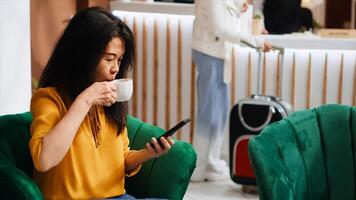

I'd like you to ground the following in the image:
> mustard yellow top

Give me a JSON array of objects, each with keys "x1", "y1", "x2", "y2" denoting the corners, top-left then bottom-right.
[{"x1": 29, "y1": 87, "x2": 140, "y2": 200}]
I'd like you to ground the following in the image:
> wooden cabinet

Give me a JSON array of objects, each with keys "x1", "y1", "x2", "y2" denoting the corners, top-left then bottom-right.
[{"x1": 325, "y1": 0, "x2": 351, "y2": 28}]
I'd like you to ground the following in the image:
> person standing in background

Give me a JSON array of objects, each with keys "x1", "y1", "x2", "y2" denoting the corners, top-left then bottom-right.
[
  {"x1": 264, "y1": 0, "x2": 302, "y2": 33},
  {"x1": 191, "y1": 0, "x2": 272, "y2": 182},
  {"x1": 252, "y1": 0, "x2": 314, "y2": 34}
]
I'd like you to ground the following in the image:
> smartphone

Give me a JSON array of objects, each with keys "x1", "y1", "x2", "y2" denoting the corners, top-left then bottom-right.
[{"x1": 150, "y1": 118, "x2": 191, "y2": 148}]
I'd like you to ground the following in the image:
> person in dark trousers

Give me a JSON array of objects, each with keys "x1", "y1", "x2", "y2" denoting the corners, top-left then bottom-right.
[
  {"x1": 253, "y1": 0, "x2": 314, "y2": 34},
  {"x1": 264, "y1": 0, "x2": 302, "y2": 34}
]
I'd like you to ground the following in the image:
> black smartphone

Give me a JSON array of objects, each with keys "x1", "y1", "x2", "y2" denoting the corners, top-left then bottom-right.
[{"x1": 150, "y1": 118, "x2": 191, "y2": 148}]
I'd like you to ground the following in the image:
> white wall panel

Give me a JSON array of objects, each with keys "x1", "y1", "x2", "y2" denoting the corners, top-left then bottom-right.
[{"x1": 0, "y1": 0, "x2": 31, "y2": 115}]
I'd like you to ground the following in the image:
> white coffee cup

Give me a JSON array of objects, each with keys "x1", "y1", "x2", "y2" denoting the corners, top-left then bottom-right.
[{"x1": 112, "y1": 78, "x2": 133, "y2": 102}]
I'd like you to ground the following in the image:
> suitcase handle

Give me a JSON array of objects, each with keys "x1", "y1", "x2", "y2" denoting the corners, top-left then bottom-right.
[{"x1": 238, "y1": 103, "x2": 276, "y2": 132}]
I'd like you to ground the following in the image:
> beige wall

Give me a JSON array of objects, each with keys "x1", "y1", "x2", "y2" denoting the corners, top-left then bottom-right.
[
  {"x1": 30, "y1": 0, "x2": 109, "y2": 84},
  {"x1": 89, "y1": 0, "x2": 109, "y2": 8}
]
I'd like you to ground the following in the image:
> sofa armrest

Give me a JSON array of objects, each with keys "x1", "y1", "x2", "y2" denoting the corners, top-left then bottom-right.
[
  {"x1": 125, "y1": 123, "x2": 196, "y2": 200},
  {"x1": 0, "y1": 165, "x2": 43, "y2": 200},
  {"x1": 145, "y1": 141, "x2": 196, "y2": 200}
]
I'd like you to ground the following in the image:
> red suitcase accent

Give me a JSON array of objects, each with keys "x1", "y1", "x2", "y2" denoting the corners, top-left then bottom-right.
[{"x1": 233, "y1": 135, "x2": 255, "y2": 178}]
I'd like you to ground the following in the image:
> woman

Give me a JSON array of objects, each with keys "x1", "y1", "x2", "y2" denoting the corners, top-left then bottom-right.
[
  {"x1": 29, "y1": 7, "x2": 174, "y2": 199},
  {"x1": 191, "y1": 0, "x2": 271, "y2": 182}
]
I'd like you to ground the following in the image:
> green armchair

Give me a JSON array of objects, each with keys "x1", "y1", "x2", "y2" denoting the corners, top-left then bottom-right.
[
  {"x1": 248, "y1": 104, "x2": 356, "y2": 200},
  {"x1": 0, "y1": 112, "x2": 196, "y2": 200}
]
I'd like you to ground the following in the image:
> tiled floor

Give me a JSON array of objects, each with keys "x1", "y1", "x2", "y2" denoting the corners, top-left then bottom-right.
[
  {"x1": 183, "y1": 180, "x2": 259, "y2": 200},
  {"x1": 182, "y1": 134, "x2": 260, "y2": 200}
]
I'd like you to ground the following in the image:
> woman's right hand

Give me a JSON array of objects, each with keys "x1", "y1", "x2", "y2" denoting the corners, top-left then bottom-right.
[
  {"x1": 241, "y1": 2, "x2": 248, "y2": 13},
  {"x1": 79, "y1": 81, "x2": 117, "y2": 107}
]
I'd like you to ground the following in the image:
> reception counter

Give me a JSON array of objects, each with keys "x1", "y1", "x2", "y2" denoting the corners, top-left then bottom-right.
[{"x1": 111, "y1": 1, "x2": 356, "y2": 143}]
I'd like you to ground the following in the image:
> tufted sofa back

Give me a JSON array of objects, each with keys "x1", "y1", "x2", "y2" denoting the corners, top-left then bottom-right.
[{"x1": 249, "y1": 104, "x2": 356, "y2": 200}]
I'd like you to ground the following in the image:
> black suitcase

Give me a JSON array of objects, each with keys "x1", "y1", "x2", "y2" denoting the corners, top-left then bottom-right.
[{"x1": 229, "y1": 94, "x2": 293, "y2": 185}]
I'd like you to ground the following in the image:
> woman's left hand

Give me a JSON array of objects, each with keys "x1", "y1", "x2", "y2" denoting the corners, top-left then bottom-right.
[
  {"x1": 146, "y1": 136, "x2": 175, "y2": 158},
  {"x1": 262, "y1": 41, "x2": 273, "y2": 52}
]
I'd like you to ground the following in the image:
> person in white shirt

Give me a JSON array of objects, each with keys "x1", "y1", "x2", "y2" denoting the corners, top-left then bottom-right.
[{"x1": 191, "y1": 0, "x2": 271, "y2": 182}]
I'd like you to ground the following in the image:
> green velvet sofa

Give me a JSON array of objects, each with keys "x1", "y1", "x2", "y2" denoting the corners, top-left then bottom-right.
[
  {"x1": 249, "y1": 104, "x2": 356, "y2": 200},
  {"x1": 0, "y1": 112, "x2": 196, "y2": 200}
]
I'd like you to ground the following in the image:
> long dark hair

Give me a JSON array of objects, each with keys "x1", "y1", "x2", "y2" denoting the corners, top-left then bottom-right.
[{"x1": 39, "y1": 7, "x2": 134, "y2": 136}]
